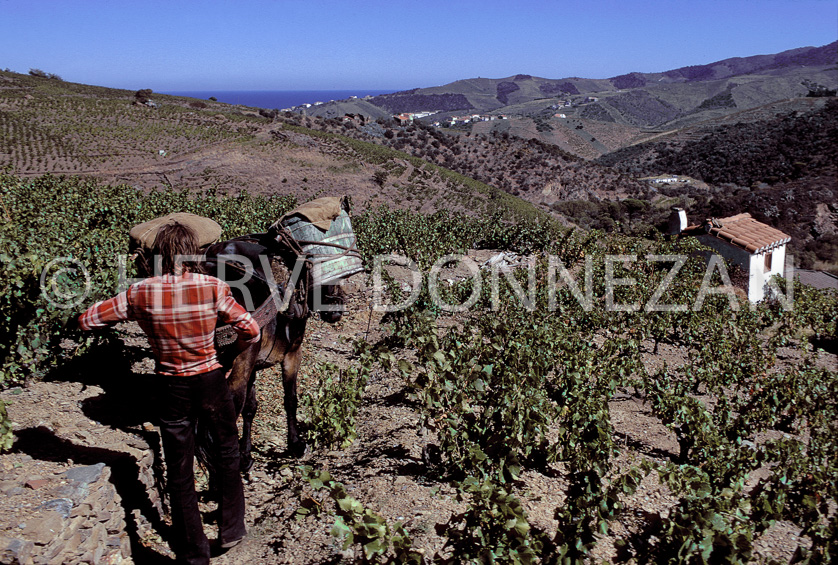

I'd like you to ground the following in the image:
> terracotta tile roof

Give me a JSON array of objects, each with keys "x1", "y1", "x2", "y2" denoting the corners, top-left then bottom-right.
[{"x1": 686, "y1": 213, "x2": 791, "y2": 254}]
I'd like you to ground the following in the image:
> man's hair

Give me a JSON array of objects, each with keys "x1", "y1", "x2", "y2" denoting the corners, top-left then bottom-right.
[{"x1": 152, "y1": 222, "x2": 200, "y2": 275}]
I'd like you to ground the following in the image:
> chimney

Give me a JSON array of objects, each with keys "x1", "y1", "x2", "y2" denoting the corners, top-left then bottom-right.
[{"x1": 668, "y1": 207, "x2": 687, "y2": 235}]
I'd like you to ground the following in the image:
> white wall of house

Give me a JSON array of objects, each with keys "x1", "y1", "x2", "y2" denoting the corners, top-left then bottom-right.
[
  {"x1": 697, "y1": 235, "x2": 787, "y2": 302},
  {"x1": 668, "y1": 208, "x2": 688, "y2": 235},
  {"x1": 761, "y1": 244, "x2": 787, "y2": 299}
]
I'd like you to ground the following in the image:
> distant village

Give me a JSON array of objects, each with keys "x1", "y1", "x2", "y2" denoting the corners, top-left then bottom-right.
[
  {"x1": 287, "y1": 94, "x2": 373, "y2": 111},
  {"x1": 285, "y1": 92, "x2": 613, "y2": 130},
  {"x1": 287, "y1": 98, "x2": 511, "y2": 128},
  {"x1": 404, "y1": 113, "x2": 508, "y2": 127}
]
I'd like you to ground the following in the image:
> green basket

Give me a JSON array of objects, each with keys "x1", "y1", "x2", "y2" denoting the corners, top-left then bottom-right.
[{"x1": 281, "y1": 210, "x2": 364, "y2": 285}]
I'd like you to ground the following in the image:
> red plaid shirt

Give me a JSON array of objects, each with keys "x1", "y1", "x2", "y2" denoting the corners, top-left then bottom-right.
[{"x1": 79, "y1": 272, "x2": 261, "y2": 377}]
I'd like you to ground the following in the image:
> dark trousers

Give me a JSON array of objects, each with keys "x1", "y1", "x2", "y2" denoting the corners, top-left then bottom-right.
[{"x1": 159, "y1": 367, "x2": 246, "y2": 565}]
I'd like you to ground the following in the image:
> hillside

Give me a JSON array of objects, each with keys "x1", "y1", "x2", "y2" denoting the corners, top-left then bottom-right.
[
  {"x1": 4, "y1": 69, "x2": 835, "y2": 269},
  {"x1": 0, "y1": 69, "x2": 658, "y2": 222},
  {"x1": 1, "y1": 173, "x2": 836, "y2": 564},
  {"x1": 301, "y1": 116, "x2": 648, "y2": 205},
  {"x1": 300, "y1": 42, "x2": 837, "y2": 159},
  {"x1": 284, "y1": 97, "x2": 838, "y2": 269},
  {"x1": 598, "y1": 98, "x2": 838, "y2": 271},
  {"x1": 1, "y1": 64, "x2": 837, "y2": 565},
  {"x1": 0, "y1": 70, "x2": 545, "y2": 223}
]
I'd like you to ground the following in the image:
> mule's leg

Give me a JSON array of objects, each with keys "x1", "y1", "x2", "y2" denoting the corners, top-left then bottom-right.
[
  {"x1": 282, "y1": 319, "x2": 307, "y2": 457},
  {"x1": 238, "y1": 369, "x2": 258, "y2": 474},
  {"x1": 282, "y1": 347, "x2": 305, "y2": 456},
  {"x1": 222, "y1": 344, "x2": 259, "y2": 475}
]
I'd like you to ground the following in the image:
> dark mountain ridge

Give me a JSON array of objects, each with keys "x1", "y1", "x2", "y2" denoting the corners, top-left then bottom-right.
[
  {"x1": 301, "y1": 42, "x2": 837, "y2": 136},
  {"x1": 656, "y1": 41, "x2": 837, "y2": 82},
  {"x1": 389, "y1": 41, "x2": 837, "y2": 105}
]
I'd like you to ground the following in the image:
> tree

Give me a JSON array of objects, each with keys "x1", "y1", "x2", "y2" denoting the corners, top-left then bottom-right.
[
  {"x1": 135, "y1": 89, "x2": 153, "y2": 104},
  {"x1": 29, "y1": 68, "x2": 61, "y2": 80}
]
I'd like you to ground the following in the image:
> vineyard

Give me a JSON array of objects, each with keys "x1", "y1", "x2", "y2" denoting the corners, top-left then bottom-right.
[
  {"x1": 0, "y1": 70, "x2": 551, "y2": 226},
  {"x1": 0, "y1": 77, "x2": 258, "y2": 176},
  {"x1": 346, "y1": 210, "x2": 837, "y2": 563},
  {"x1": 1, "y1": 173, "x2": 836, "y2": 563}
]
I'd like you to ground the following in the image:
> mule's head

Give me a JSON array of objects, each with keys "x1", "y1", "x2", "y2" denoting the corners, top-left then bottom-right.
[{"x1": 310, "y1": 284, "x2": 346, "y2": 324}]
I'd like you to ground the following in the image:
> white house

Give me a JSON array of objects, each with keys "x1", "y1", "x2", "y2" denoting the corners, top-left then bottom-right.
[
  {"x1": 670, "y1": 208, "x2": 791, "y2": 302},
  {"x1": 641, "y1": 175, "x2": 680, "y2": 184}
]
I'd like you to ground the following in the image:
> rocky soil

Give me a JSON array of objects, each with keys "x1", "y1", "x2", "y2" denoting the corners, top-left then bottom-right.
[{"x1": 1, "y1": 255, "x2": 835, "y2": 564}]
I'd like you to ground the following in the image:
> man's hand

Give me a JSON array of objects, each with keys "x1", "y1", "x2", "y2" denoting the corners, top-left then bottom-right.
[{"x1": 64, "y1": 314, "x2": 81, "y2": 331}]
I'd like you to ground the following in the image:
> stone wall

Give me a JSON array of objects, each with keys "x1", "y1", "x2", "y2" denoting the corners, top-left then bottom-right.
[
  {"x1": 0, "y1": 382, "x2": 168, "y2": 565},
  {"x1": 1, "y1": 463, "x2": 130, "y2": 564}
]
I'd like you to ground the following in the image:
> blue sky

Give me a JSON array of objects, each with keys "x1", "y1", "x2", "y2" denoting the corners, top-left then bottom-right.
[{"x1": 1, "y1": 0, "x2": 835, "y2": 91}]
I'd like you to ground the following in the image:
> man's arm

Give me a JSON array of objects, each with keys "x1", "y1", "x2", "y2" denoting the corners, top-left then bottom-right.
[{"x1": 78, "y1": 290, "x2": 132, "y2": 331}]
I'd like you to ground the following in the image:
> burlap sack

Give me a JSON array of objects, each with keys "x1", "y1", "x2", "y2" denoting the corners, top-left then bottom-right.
[
  {"x1": 280, "y1": 196, "x2": 344, "y2": 231},
  {"x1": 129, "y1": 212, "x2": 222, "y2": 251}
]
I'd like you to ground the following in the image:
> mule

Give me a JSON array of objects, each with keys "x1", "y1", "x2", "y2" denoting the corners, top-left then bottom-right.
[{"x1": 197, "y1": 235, "x2": 346, "y2": 474}]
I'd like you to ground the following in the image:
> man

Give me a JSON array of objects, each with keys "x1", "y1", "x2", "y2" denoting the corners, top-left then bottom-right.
[{"x1": 76, "y1": 222, "x2": 260, "y2": 565}]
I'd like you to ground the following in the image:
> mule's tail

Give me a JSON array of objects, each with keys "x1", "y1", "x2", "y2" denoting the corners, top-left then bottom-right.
[{"x1": 194, "y1": 416, "x2": 219, "y2": 494}]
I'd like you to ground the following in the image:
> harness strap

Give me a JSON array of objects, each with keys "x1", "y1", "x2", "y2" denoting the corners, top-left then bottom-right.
[
  {"x1": 292, "y1": 239, "x2": 362, "y2": 260},
  {"x1": 215, "y1": 284, "x2": 282, "y2": 347},
  {"x1": 212, "y1": 234, "x2": 312, "y2": 348}
]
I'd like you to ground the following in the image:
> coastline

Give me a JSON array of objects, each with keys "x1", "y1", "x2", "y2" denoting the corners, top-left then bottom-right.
[{"x1": 161, "y1": 89, "x2": 395, "y2": 110}]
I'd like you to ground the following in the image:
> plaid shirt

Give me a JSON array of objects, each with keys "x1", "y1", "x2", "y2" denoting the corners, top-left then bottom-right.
[{"x1": 79, "y1": 272, "x2": 261, "y2": 377}]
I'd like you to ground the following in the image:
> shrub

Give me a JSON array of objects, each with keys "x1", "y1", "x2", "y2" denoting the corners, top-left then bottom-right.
[
  {"x1": 28, "y1": 68, "x2": 62, "y2": 80},
  {"x1": 135, "y1": 89, "x2": 153, "y2": 104},
  {"x1": 0, "y1": 399, "x2": 12, "y2": 452},
  {"x1": 372, "y1": 170, "x2": 388, "y2": 187}
]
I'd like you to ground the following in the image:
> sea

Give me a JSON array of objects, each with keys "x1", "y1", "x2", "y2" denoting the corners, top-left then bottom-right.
[{"x1": 161, "y1": 90, "x2": 396, "y2": 110}]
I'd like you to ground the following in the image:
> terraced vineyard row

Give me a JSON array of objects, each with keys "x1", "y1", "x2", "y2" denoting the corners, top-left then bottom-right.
[
  {"x1": 0, "y1": 71, "x2": 260, "y2": 174},
  {"x1": 1, "y1": 172, "x2": 835, "y2": 563},
  {"x1": 342, "y1": 211, "x2": 837, "y2": 563}
]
